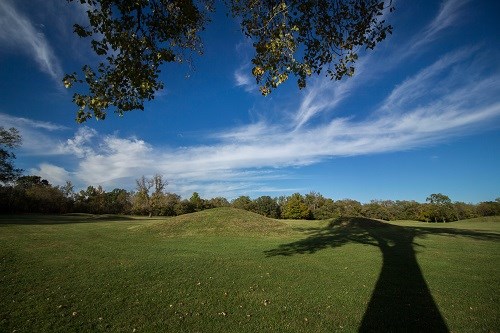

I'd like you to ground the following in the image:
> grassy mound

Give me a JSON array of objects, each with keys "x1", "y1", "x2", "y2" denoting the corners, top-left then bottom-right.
[{"x1": 147, "y1": 207, "x2": 290, "y2": 237}]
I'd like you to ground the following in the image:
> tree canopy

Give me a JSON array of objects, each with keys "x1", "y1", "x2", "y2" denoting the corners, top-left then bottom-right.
[
  {"x1": 0, "y1": 127, "x2": 22, "y2": 184},
  {"x1": 64, "y1": 0, "x2": 394, "y2": 122}
]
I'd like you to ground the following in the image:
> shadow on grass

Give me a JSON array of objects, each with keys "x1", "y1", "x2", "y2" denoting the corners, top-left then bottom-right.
[
  {"x1": 265, "y1": 217, "x2": 500, "y2": 332},
  {"x1": 0, "y1": 214, "x2": 136, "y2": 225}
]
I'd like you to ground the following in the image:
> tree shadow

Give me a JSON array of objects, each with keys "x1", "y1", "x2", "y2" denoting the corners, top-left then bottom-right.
[{"x1": 265, "y1": 217, "x2": 500, "y2": 332}]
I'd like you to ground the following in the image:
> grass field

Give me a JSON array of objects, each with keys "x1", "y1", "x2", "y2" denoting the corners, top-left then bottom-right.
[{"x1": 1, "y1": 208, "x2": 499, "y2": 332}]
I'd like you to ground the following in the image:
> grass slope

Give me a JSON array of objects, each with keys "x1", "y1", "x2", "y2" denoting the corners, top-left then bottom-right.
[
  {"x1": 146, "y1": 207, "x2": 290, "y2": 237},
  {"x1": 0, "y1": 213, "x2": 498, "y2": 332}
]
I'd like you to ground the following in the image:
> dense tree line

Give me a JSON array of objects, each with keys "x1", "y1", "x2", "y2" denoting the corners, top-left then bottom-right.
[
  {"x1": 1, "y1": 128, "x2": 498, "y2": 220},
  {"x1": 1, "y1": 175, "x2": 498, "y2": 222}
]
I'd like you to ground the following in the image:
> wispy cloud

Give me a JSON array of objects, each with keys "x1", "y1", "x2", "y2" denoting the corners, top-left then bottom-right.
[
  {"x1": 7, "y1": 0, "x2": 499, "y2": 199},
  {"x1": 422, "y1": 0, "x2": 470, "y2": 41},
  {"x1": 49, "y1": 45, "x2": 498, "y2": 193},
  {"x1": 0, "y1": 113, "x2": 68, "y2": 131},
  {"x1": 0, "y1": 113, "x2": 68, "y2": 156},
  {"x1": 233, "y1": 39, "x2": 259, "y2": 93},
  {"x1": 234, "y1": 64, "x2": 257, "y2": 93},
  {"x1": 292, "y1": 59, "x2": 368, "y2": 129},
  {"x1": 292, "y1": 0, "x2": 473, "y2": 129},
  {"x1": 0, "y1": 0, "x2": 63, "y2": 84},
  {"x1": 403, "y1": 0, "x2": 471, "y2": 59}
]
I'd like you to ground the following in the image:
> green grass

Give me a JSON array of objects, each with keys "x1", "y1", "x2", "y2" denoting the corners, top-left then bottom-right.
[{"x1": 0, "y1": 208, "x2": 499, "y2": 332}]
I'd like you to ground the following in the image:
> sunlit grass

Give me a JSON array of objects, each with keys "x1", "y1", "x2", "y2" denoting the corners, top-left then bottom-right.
[{"x1": 0, "y1": 209, "x2": 498, "y2": 332}]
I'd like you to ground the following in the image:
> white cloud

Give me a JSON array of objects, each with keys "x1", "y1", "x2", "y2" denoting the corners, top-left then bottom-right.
[
  {"x1": 234, "y1": 64, "x2": 257, "y2": 93},
  {"x1": 0, "y1": 113, "x2": 68, "y2": 131},
  {"x1": 5, "y1": 0, "x2": 498, "y2": 199},
  {"x1": 292, "y1": 59, "x2": 367, "y2": 129},
  {"x1": 402, "y1": 0, "x2": 471, "y2": 59},
  {"x1": 15, "y1": 44, "x2": 499, "y2": 197},
  {"x1": 55, "y1": 129, "x2": 154, "y2": 187},
  {"x1": 0, "y1": 113, "x2": 68, "y2": 156},
  {"x1": 0, "y1": 0, "x2": 63, "y2": 84},
  {"x1": 234, "y1": 68, "x2": 252, "y2": 87},
  {"x1": 58, "y1": 127, "x2": 97, "y2": 158},
  {"x1": 29, "y1": 163, "x2": 71, "y2": 186},
  {"x1": 424, "y1": 0, "x2": 470, "y2": 40},
  {"x1": 293, "y1": 0, "x2": 474, "y2": 129}
]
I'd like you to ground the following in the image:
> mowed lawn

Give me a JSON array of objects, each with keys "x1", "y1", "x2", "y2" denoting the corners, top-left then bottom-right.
[{"x1": 0, "y1": 209, "x2": 499, "y2": 332}]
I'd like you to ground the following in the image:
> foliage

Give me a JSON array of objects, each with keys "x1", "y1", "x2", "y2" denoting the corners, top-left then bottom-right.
[
  {"x1": 252, "y1": 195, "x2": 281, "y2": 218},
  {"x1": 231, "y1": 0, "x2": 394, "y2": 95},
  {"x1": 189, "y1": 192, "x2": 205, "y2": 211},
  {"x1": 425, "y1": 193, "x2": 453, "y2": 222},
  {"x1": 156, "y1": 192, "x2": 181, "y2": 216},
  {"x1": 334, "y1": 198, "x2": 363, "y2": 217},
  {"x1": 0, "y1": 176, "x2": 72, "y2": 214},
  {"x1": 131, "y1": 174, "x2": 167, "y2": 216},
  {"x1": 304, "y1": 191, "x2": 326, "y2": 216},
  {"x1": 476, "y1": 201, "x2": 500, "y2": 217},
  {"x1": 0, "y1": 127, "x2": 22, "y2": 183},
  {"x1": 281, "y1": 193, "x2": 311, "y2": 219},
  {"x1": 362, "y1": 200, "x2": 394, "y2": 220},
  {"x1": 1, "y1": 172, "x2": 498, "y2": 222},
  {"x1": 206, "y1": 196, "x2": 230, "y2": 208},
  {"x1": 64, "y1": 0, "x2": 213, "y2": 122},
  {"x1": 64, "y1": 0, "x2": 393, "y2": 122},
  {"x1": 231, "y1": 195, "x2": 255, "y2": 211},
  {"x1": 312, "y1": 198, "x2": 337, "y2": 220}
]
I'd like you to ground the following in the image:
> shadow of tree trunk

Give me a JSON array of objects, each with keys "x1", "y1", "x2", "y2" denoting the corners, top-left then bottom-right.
[
  {"x1": 358, "y1": 225, "x2": 448, "y2": 332},
  {"x1": 265, "y1": 217, "x2": 500, "y2": 332}
]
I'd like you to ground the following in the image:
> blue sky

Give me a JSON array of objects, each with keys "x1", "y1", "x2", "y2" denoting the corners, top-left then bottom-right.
[{"x1": 0, "y1": 0, "x2": 499, "y2": 203}]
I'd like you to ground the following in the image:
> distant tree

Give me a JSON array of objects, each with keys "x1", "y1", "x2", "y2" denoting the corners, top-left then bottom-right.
[
  {"x1": 426, "y1": 193, "x2": 451, "y2": 206},
  {"x1": 150, "y1": 174, "x2": 168, "y2": 215},
  {"x1": 206, "y1": 196, "x2": 230, "y2": 209},
  {"x1": 134, "y1": 176, "x2": 154, "y2": 214},
  {"x1": 132, "y1": 174, "x2": 166, "y2": 216},
  {"x1": 175, "y1": 199, "x2": 196, "y2": 215},
  {"x1": 161, "y1": 193, "x2": 182, "y2": 216},
  {"x1": 11, "y1": 176, "x2": 68, "y2": 213},
  {"x1": 0, "y1": 185, "x2": 17, "y2": 213},
  {"x1": 426, "y1": 193, "x2": 453, "y2": 222},
  {"x1": 0, "y1": 127, "x2": 22, "y2": 183},
  {"x1": 75, "y1": 185, "x2": 107, "y2": 214},
  {"x1": 58, "y1": 181, "x2": 75, "y2": 199},
  {"x1": 64, "y1": 0, "x2": 394, "y2": 122},
  {"x1": 106, "y1": 188, "x2": 132, "y2": 214},
  {"x1": 15, "y1": 175, "x2": 50, "y2": 189},
  {"x1": 54, "y1": 181, "x2": 76, "y2": 211},
  {"x1": 232, "y1": 195, "x2": 255, "y2": 211},
  {"x1": 476, "y1": 201, "x2": 500, "y2": 217},
  {"x1": 392, "y1": 200, "x2": 422, "y2": 221},
  {"x1": 335, "y1": 199, "x2": 363, "y2": 217},
  {"x1": 363, "y1": 200, "x2": 394, "y2": 220},
  {"x1": 281, "y1": 193, "x2": 311, "y2": 220},
  {"x1": 452, "y1": 201, "x2": 477, "y2": 221},
  {"x1": 275, "y1": 195, "x2": 287, "y2": 213},
  {"x1": 304, "y1": 191, "x2": 328, "y2": 218},
  {"x1": 189, "y1": 192, "x2": 205, "y2": 211},
  {"x1": 252, "y1": 196, "x2": 280, "y2": 218},
  {"x1": 313, "y1": 198, "x2": 337, "y2": 220}
]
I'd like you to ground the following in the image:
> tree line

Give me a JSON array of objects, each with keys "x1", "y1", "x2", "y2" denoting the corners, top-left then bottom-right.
[
  {"x1": 0, "y1": 174, "x2": 498, "y2": 222},
  {"x1": 1, "y1": 127, "x2": 498, "y2": 221}
]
